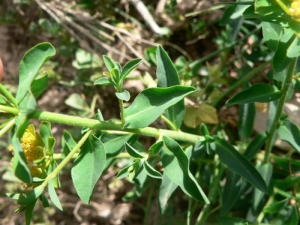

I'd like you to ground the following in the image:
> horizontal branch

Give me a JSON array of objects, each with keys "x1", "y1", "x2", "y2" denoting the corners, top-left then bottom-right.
[{"x1": 31, "y1": 110, "x2": 204, "y2": 143}]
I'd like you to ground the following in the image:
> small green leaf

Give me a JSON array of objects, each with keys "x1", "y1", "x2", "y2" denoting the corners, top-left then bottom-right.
[
  {"x1": 226, "y1": 83, "x2": 282, "y2": 106},
  {"x1": 156, "y1": 45, "x2": 184, "y2": 129},
  {"x1": 221, "y1": 170, "x2": 243, "y2": 215},
  {"x1": 278, "y1": 119, "x2": 300, "y2": 153},
  {"x1": 253, "y1": 163, "x2": 273, "y2": 210},
  {"x1": 273, "y1": 176, "x2": 300, "y2": 190},
  {"x1": 262, "y1": 21, "x2": 282, "y2": 52},
  {"x1": 238, "y1": 83, "x2": 256, "y2": 143},
  {"x1": 117, "y1": 164, "x2": 132, "y2": 179},
  {"x1": 121, "y1": 58, "x2": 142, "y2": 79},
  {"x1": 103, "y1": 55, "x2": 115, "y2": 72},
  {"x1": 16, "y1": 92, "x2": 37, "y2": 137},
  {"x1": 212, "y1": 138, "x2": 268, "y2": 193},
  {"x1": 71, "y1": 135, "x2": 106, "y2": 204},
  {"x1": 263, "y1": 199, "x2": 288, "y2": 214},
  {"x1": 31, "y1": 73, "x2": 48, "y2": 98},
  {"x1": 125, "y1": 143, "x2": 144, "y2": 158},
  {"x1": 25, "y1": 199, "x2": 38, "y2": 225},
  {"x1": 124, "y1": 86, "x2": 195, "y2": 128},
  {"x1": 94, "y1": 77, "x2": 113, "y2": 86},
  {"x1": 16, "y1": 42, "x2": 55, "y2": 102},
  {"x1": 62, "y1": 130, "x2": 77, "y2": 157},
  {"x1": 287, "y1": 34, "x2": 300, "y2": 58},
  {"x1": 149, "y1": 141, "x2": 164, "y2": 155},
  {"x1": 244, "y1": 133, "x2": 267, "y2": 160},
  {"x1": 65, "y1": 93, "x2": 90, "y2": 111},
  {"x1": 12, "y1": 134, "x2": 32, "y2": 183},
  {"x1": 273, "y1": 28, "x2": 295, "y2": 72},
  {"x1": 39, "y1": 122, "x2": 52, "y2": 150},
  {"x1": 18, "y1": 185, "x2": 44, "y2": 205},
  {"x1": 103, "y1": 134, "x2": 138, "y2": 157},
  {"x1": 48, "y1": 179, "x2": 62, "y2": 210},
  {"x1": 116, "y1": 90, "x2": 130, "y2": 101},
  {"x1": 159, "y1": 173, "x2": 178, "y2": 214},
  {"x1": 143, "y1": 160, "x2": 162, "y2": 179},
  {"x1": 284, "y1": 206, "x2": 299, "y2": 225},
  {"x1": 110, "y1": 67, "x2": 121, "y2": 84},
  {"x1": 128, "y1": 160, "x2": 142, "y2": 181},
  {"x1": 39, "y1": 194, "x2": 50, "y2": 208},
  {"x1": 161, "y1": 136, "x2": 209, "y2": 203}
]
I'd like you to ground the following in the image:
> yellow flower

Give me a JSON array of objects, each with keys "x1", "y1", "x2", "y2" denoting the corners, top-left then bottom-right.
[
  {"x1": 290, "y1": 0, "x2": 300, "y2": 21},
  {"x1": 20, "y1": 124, "x2": 45, "y2": 163}
]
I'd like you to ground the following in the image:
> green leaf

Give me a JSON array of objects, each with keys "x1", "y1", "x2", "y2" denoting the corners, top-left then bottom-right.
[
  {"x1": 156, "y1": 45, "x2": 184, "y2": 129},
  {"x1": 161, "y1": 136, "x2": 209, "y2": 203},
  {"x1": 262, "y1": 21, "x2": 282, "y2": 52},
  {"x1": 226, "y1": 83, "x2": 282, "y2": 106},
  {"x1": 115, "y1": 90, "x2": 130, "y2": 101},
  {"x1": 273, "y1": 176, "x2": 300, "y2": 190},
  {"x1": 124, "y1": 86, "x2": 195, "y2": 128},
  {"x1": 31, "y1": 73, "x2": 48, "y2": 98},
  {"x1": 62, "y1": 130, "x2": 77, "y2": 157},
  {"x1": 12, "y1": 134, "x2": 32, "y2": 183},
  {"x1": 143, "y1": 160, "x2": 162, "y2": 179},
  {"x1": 71, "y1": 135, "x2": 106, "y2": 204},
  {"x1": 159, "y1": 173, "x2": 178, "y2": 214},
  {"x1": 238, "y1": 84, "x2": 256, "y2": 143},
  {"x1": 273, "y1": 28, "x2": 296, "y2": 72},
  {"x1": 65, "y1": 93, "x2": 90, "y2": 111},
  {"x1": 121, "y1": 58, "x2": 142, "y2": 79},
  {"x1": 25, "y1": 199, "x2": 37, "y2": 225},
  {"x1": 16, "y1": 91, "x2": 37, "y2": 137},
  {"x1": 94, "y1": 77, "x2": 113, "y2": 86},
  {"x1": 287, "y1": 34, "x2": 300, "y2": 58},
  {"x1": 278, "y1": 119, "x2": 300, "y2": 153},
  {"x1": 212, "y1": 138, "x2": 268, "y2": 193},
  {"x1": 253, "y1": 163, "x2": 273, "y2": 210},
  {"x1": 117, "y1": 164, "x2": 132, "y2": 179},
  {"x1": 39, "y1": 194, "x2": 50, "y2": 208},
  {"x1": 103, "y1": 134, "x2": 138, "y2": 157},
  {"x1": 39, "y1": 122, "x2": 52, "y2": 150},
  {"x1": 221, "y1": 170, "x2": 243, "y2": 215},
  {"x1": 284, "y1": 206, "x2": 299, "y2": 225},
  {"x1": 125, "y1": 143, "x2": 144, "y2": 158},
  {"x1": 16, "y1": 42, "x2": 55, "y2": 102},
  {"x1": 103, "y1": 55, "x2": 115, "y2": 72},
  {"x1": 110, "y1": 67, "x2": 121, "y2": 84},
  {"x1": 149, "y1": 141, "x2": 164, "y2": 155},
  {"x1": 48, "y1": 178, "x2": 62, "y2": 210},
  {"x1": 244, "y1": 133, "x2": 267, "y2": 160},
  {"x1": 263, "y1": 199, "x2": 288, "y2": 214},
  {"x1": 18, "y1": 185, "x2": 44, "y2": 205}
]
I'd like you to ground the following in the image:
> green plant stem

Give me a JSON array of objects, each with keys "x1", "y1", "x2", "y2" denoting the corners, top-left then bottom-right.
[
  {"x1": 41, "y1": 130, "x2": 93, "y2": 189},
  {"x1": 0, "y1": 105, "x2": 19, "y2": 115},
  {"x1": 0, "y1": 84, "x2": 18, "y2": 107},
  {"x1": 118, "y1": 99, "x2": 125, "y2": 125},
  {"x1": 0, "y1": 118, "x2": 16, "y2": 138},
  {"x1": 161, "y1": 114, "x2": 178, "y2": 131},
  {"x1": 195, "y1": 158, "x2": 225, "y2": 225},
  {"x1": 31, "y1": 110, "x2": 204, "y2": 143},
  {"x1": 263, "y1": 58, "x2": 297, "y2": 164},
  {"x1": 144, "y1": 185, "x2": 154, "y2": 225},
  {"x1": 212, "y1": 60, "x2": 271, "y2": 107}
]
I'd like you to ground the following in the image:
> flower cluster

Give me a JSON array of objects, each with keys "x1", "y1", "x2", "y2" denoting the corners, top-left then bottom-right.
[
  {"x1": 10, "y1": 125, "x2": 46, "y2": 182},
  {"x1": 290, "y1": 0, "x2": 300, "y2": 20}
]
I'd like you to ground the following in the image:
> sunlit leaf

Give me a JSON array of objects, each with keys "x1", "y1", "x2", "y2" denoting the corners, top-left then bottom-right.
[
  {"x1": 71, "y1": 135, "x2": 106, "y2": 204},
  {"x1": 124, "y1": 86, "x2": 195, "y2": 128}
]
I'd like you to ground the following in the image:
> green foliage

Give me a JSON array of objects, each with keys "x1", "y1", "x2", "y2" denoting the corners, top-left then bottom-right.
[{"x1": 0, "y1": 1, "x2": 300, "y2": 223}]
